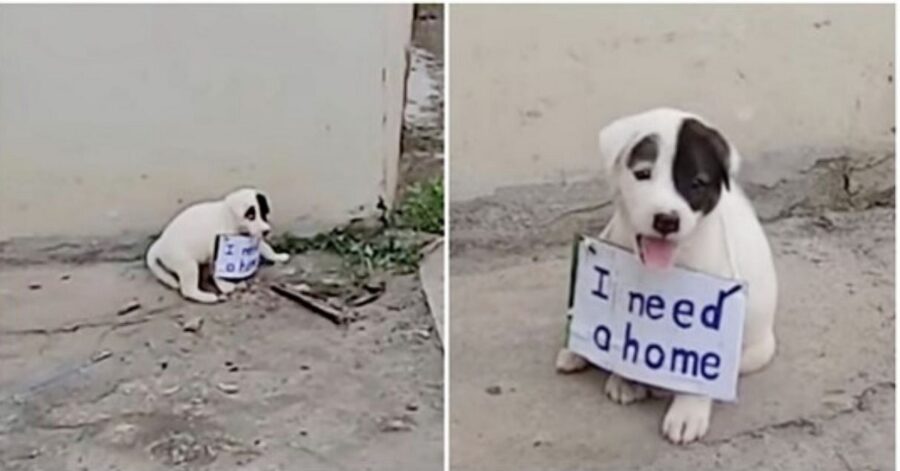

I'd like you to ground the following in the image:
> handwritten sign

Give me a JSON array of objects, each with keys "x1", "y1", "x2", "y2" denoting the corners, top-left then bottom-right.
[
  {"x1": 214, "y1": 235, "x2": 260, "y2": 280},
  {"x1": 566, "y1": 235, "x2": 746, "y2": 401}
]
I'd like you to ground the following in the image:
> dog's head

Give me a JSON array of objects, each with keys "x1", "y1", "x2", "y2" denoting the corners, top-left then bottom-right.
[
  {"x1": 599, "y1": 108, "x2": 738, "y2": 270},
  {"x1": 223, "y1": 188, "x2": 272, "y2": 239}
]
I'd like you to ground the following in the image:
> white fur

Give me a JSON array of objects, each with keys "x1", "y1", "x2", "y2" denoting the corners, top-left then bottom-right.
[
  {"x1": 146, "y1": 188, "x2": 290, "y2": 303},
  {"x1": 556, "y1": 108, "x2": 778, "y2": 444}
]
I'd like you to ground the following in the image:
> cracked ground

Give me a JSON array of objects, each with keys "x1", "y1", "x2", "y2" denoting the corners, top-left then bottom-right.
[
  {"x1": 449, "y1": 155, "x2": 894, "y2": 470},
  {"x1": 0, "y1": 254, "x2": 443, "y2": 471}
]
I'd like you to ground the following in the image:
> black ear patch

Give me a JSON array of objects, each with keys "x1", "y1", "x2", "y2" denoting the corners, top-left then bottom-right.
[
  {"x1": 673, "y1": 118, "x2": 731, "y2": 214},
  {"x1": 626, "y1": 135, "x2": 659, "y2": 169},
  {"x1": 256, "y1": 192, "x2": 270, "y2": 222}
]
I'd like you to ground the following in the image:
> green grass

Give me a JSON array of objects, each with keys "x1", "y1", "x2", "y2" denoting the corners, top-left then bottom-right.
[
  {"x1": 394, "y1": 178, "x2": 444, "y2": 234},
  {"x1": 271, "y1": 177, "x2": 443, "y2": 279}
]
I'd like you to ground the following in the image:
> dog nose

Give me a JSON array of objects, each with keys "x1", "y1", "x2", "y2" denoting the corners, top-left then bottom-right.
[{"x1": 652, "y1": 213, "x2": 680, "y2": 236}]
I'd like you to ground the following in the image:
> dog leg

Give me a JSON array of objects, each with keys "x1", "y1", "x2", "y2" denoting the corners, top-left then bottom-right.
[
  {"x1": 213, "y1": 277, "x2": 238, "y2": 295},
  {"x1": 739, "y1": 333, "x2": 776, "y2": 374},
  {"x1": 173, "y1": 261, "x2": 221, "y2": 304},
  {"x1": 555, "y1": 348, "x2": 589, "y2": 373},
  {"x1": 662, "y1": 394, "x2": 713, "y2": 444},
  {"x1": 146, "y1": 244, "x2": 179, "y2": 289},
  {"x1": 259, "y1": 241, "x2": 290, "y2": 263},
  {"x1": 605, "y1": 373, "x2": 649, "y2": 404}
]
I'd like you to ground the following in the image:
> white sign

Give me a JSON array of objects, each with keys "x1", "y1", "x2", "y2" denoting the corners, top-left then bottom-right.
[
  {"x1": 566, "y1": 236, "x2": 747, "y2": 401},
  {"x1": 214, "y1": 235, "x2": 261, "y2": 280}
]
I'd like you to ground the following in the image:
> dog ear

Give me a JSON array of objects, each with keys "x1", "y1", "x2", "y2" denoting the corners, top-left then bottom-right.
[
  {"x1": 255, "y1": 192, "x2": 270, "y2": 222},
  {"x1": 681, "y1": 118, "x2": 740, "y2": 180},
  {"x1": 598, "y1": 115, "x2": 652, "y2": 177}
]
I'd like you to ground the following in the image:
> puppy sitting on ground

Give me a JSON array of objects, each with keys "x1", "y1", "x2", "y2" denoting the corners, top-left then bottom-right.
[
  {"x1": 556, "y1": 108, "x2": 778, "y2": 444},
  {"x1": 146, "y1": 188, "x2": 290, "y2": 303}
]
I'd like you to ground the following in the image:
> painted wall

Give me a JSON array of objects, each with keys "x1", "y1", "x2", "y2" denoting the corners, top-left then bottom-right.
[
  {"x1": 0, "y1": 4, "x2": 412, "y2": 239},
  {"x1": 450, "y1": 4, "x2": 894, "y2": 200}
]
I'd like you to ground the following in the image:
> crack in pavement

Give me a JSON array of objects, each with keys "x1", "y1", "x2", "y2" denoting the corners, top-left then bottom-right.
[
  {"x1": 0, "y1": 304, "x2": 178, "y2": 337},
  {"x1": 701, "y1": 381, "x2": 894, "y2": 447}
]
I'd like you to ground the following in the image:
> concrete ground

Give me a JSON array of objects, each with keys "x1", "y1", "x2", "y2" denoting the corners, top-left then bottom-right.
[
  {"x1": 0, "y1": 252, "x2": 443, "y2": 471},
  {"x1": 449, "y1": 154, "x2": 894, "y2": 470}
]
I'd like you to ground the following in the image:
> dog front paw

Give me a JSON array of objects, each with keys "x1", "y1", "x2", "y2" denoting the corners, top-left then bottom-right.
[
  {"x1": 604, "y1": 373, "x2": 648, "y2": 405},
  {"x1": 187, "y1": 290, "x2": 223, "y2": 304},
  {"x1": 272, "y1": 252, "x2": 290, "y2": 263},
  {"x1": 662, "y1": 394, "x2": 712, "y2": 444},
  {"x1": 555, "y1": 348, "x2": 589, "y2": 373}
]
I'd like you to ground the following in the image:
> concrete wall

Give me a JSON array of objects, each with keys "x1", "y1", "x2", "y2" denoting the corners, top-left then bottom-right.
[
  {"x1": 450, "y1": 4, "x2": 894, "y2": 200},
  {"x1": 0, "y1": 4, "x2": 412, "y2": 239}
]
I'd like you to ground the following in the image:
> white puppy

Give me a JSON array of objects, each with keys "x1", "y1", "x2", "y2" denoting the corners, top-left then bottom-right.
[
  {"x1": 556, "y1": 108, "x2": 778, "y2": 444},
  {"x1": 146, "y1": 188, "x2": 290, "y2": 303}
]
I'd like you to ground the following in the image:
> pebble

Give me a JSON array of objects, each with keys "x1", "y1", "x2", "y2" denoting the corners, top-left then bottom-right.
[
  {"x1": 217, "y1": 382, "x2": 239, "y2": 395},
  {"x1": 182, "y1": 317, "x2": 204, "y2": 333},
  {"x1": 117, "y1": 300, "x2": 141, "y2": 315},
  {"x1": 485, "y1": 385, "x2": 502, "y2": 396},
  {"x1": 28, "y1": 283, "x2": 42, "y2": 290}
]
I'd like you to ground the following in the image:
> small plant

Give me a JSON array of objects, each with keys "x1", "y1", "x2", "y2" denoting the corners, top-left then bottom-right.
[
  {"x1": 395, "y1": 177, "x2": 444, "y2": 234},
  {"x1": 271, "y1": 177, "x2": 443, "y2": 280}
]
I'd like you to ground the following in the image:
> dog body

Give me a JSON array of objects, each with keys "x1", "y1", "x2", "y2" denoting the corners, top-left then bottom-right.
[
  {"x1": 556, "y1": 108, "x2": 777, "y2": 444},
  {"x1": 146, "y1": 188, "x2": 290, "y2": 303}
]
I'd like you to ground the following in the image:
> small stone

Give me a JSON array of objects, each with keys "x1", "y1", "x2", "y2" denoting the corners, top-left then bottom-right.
[
  {"x1": 60, "y1": 274, "x2": 71, "y2": 281},
  {"x1": 182, "y1": 317, "x2": 204, "y2": 333},
  {"x1": 217, "y1": 382, "x2": 239, "y2": 394},
  {"x1": 405, "y1": 403, "x2": 419, "y2": 412},
  {"x1": 380, "y1": 417, "x2": 415, "y2": 432},
  {"x1": 161, "y1": 385, "x2": 181, "y2": 396},
  {"x1": 28, "y1": 283, "x2": 42, "y2": 290},
  {"x1": 91, "y1": 350, "x2": 113, "y2": 363},
  {"x1": 117, "y1": 300, "x2": 141, "y2": 316},
  {"x1": 485, "y1": 385, "x2": 502, "y2": 396},
  {"x1": 415, "y1": 329, "x2": 431, "y2": 340}
]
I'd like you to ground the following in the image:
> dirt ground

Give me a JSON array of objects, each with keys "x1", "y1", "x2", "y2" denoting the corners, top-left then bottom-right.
[
  {"x1": 0, "y1": 250, "x2": 442, "y2": 471},
  {"x1": 449, "y1": 154, "x2": 894, "y2": 470}
]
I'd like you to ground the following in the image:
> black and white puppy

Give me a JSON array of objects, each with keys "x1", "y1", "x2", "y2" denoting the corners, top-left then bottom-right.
[
  {"x1": 146, "y1": 188, "x2": 290, "y2": 303},
  {"x1": 556, "y1": 108, "x2": 778, "y2": 444}
]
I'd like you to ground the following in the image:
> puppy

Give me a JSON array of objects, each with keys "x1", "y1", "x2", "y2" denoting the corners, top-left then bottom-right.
[
  {"x1": 146, "y1": 188, "x2": 290, "y2": 303},
  {"x1": 556, "y1": 108, "x2": 778, "y2": 444}
]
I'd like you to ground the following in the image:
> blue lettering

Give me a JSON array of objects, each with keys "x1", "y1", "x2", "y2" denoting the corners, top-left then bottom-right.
[
  {"x1": 226, "y1": 263, "x2": 235, "y2": 272},
  {"x1": 622, "y1": 322, "x2": 639, "y2": 363},
  {"x1": 627, "y1": 291, "x2": 645, "y2": 315},
  {"x1": 225, "y1": 243, "x2": 235, "y2": 256},
  {"x1": 670, "y1": 348, "x2": 700, "y2": 376},
  {"x1": 700, "y1": 353, "x2": 721, "y2": 380},
  {"x1": 646, "y1": 295, "x2": 664, "y2": 320},
  {"x1": 673, "y1": 300, "x2": 694, "y2": 329},
  {"x1": 592, "y1": 266, "x2": 611, "y2": 300},
  {"x1": 593, "y1": 324, "x2": 611, "y2": 351},
  {"x1": 645, "y1": 343, "x2": 665, "y2": 369},
  {"x1": 701, "y1": 284, "x2": 742, "y2": 331}
]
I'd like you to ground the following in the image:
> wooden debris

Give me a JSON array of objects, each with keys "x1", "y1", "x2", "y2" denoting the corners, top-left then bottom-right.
[{"x1": 270, "y1": 284, "x2": 345, "y2": 325}]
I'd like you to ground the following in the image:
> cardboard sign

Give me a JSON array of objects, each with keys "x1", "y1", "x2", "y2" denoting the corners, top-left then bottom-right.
[
  {"x1": 214, "y1": 235, "x2": 261, "y2": 280},
  {"x1": 566, "y1": 236, "x2": 747, "y2": 401}
]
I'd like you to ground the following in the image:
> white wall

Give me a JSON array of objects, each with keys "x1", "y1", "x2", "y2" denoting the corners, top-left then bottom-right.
[
  {"x1": 0, "y1": 5, "x2": 412, "y2": 239},
  {"x1": 450, "y1": 4, "x2": 894, "y2": 200}
]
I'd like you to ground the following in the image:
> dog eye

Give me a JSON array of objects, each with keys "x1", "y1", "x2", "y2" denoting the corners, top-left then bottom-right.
[
  {"x1": 692, "y1": 176, "x2": 709, "y2": 189},
  {"x1": 634, "y1": 169, "x2": 652, "y2": 181},
  {"x1": 244, "y1": 207, "x2": 256, "y2": 221}
]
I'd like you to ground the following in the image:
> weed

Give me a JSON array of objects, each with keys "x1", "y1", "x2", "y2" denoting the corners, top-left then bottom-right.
[
  {"x1": 394, "y1": 177, "x2": 444, "y2": 234},
  {"x1": 271, "y1": 178, "x2": 442, "y2": 280}
]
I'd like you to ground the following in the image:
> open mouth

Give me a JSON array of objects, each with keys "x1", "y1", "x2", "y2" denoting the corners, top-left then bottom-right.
[{"x1": 636, "y1": 235, "x2": 677, "y2": 270}]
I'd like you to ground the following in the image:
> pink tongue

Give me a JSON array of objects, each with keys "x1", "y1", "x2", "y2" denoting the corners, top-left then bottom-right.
[{"x1": 639, "y1": 237, "x2": 676, "y2": 269}]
